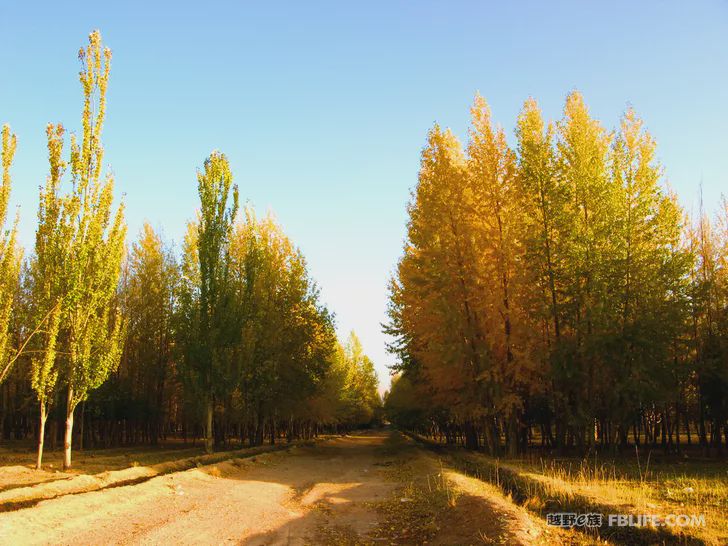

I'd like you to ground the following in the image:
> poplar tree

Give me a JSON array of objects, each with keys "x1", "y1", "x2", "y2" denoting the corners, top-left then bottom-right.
[
  {"x1": 0, "y1": 125, "x2": 21, "y2": 385},
  {"x1": 607, "y1": 108, "x2": 690, "y2": 445},
  {"x1": 122, "y1": 223, "x2": 178, "y2": 444},
  {"x1": 230, "y1": 211, "x2": 340, "y2": 443},
  {"x1": 29, "y1": 124, "x2": 65, "y2": 468},
  {"x1": 389, "y1": 124, "x2": 489, "y2": 448},
  {"x1": 515, "y1": 98, "x2": 566, "y2": 346},
  {"x1": 30, "y1": 30, "x2": 126, "y2": 469},
  {"x1": 185, "y1": 152, "x2": 239, "y2": 453},
  {"x1": 554, "y1": 91, "x2": 613, "y2": 449},
  {"x1": 343, "y1": 332, "x2": 381, "y2": 425},
  {"x1": 467, "y1": 95, "x2": 534, "y2": 455}
]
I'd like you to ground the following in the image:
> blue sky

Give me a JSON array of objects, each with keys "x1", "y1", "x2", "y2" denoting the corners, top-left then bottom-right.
[{"x1": 1, "y1": 1, "x2": 727, "y2": 392}]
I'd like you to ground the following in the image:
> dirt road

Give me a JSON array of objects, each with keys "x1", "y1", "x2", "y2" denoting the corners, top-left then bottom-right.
[{"x1": 0, "y1": 431, "x2": 543, "y2": 545}]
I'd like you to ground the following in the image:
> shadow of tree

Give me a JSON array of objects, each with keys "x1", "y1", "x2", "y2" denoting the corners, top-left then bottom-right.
[
  {"x1": 215, "y1": 431, "x2": 403, "y2": 545},
  {"x1": 409, "y1": 435, "x2": 707, "y2": 546},
  {"x1": 240, "y1": 430, "x2": 536, "y2": 545}
]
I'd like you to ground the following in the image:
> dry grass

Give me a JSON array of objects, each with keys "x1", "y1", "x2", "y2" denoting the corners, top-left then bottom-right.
[
  {"x1": 456, "y1": 451, "x2": 726, "y2": 545},
  {"x1": 403, "y1": 432, "x2": 728, "y2": 544},
  {"x1": 367, "y1": 433, "x2": 586, "y2": 545},
  {"x1": 511, "y1": 455, "x2": 727, "y2": 545},
  {"x1": 0, "y1": 442, "x2": 205, "y2": 479},
  {"x1": 368, "y1": 436, "x2": 455, "y2": 543}
]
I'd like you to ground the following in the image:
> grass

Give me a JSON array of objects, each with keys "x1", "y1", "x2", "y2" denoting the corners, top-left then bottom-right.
[
  {"x1": 368, "y1": 431, "x2": 589, "y2": 545},
  {"x1": 0, "y1": 441, "x2": 206, "y2": 472},
  {"x1": 450, "y1": 450, "x2": 725, "y2": 545},
  {"x1": 369, "y1": 435, "x2": 457, "y2": 544},
  {"x1": 404, "y1": 431, "x2": 728, "y2": 545},
  {"x1": 511, "y1": 454, "x2": 727, "y2": 545}
]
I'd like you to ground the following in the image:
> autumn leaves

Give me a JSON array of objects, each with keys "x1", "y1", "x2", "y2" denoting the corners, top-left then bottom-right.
[{"x1": 386, "y1": 91, "x2": 724, "y2": 455}]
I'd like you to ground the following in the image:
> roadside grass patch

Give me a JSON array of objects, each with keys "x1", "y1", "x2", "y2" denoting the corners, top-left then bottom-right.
[
  {"x1": 370, "y1": 468, "x2": 456, "y2": 544},
  {"x1": 369, "y1": 434, "x2": 458, "y2": 544},
  {"x1": 449, "y1": 451, "x2": 723, "y2": 545}
]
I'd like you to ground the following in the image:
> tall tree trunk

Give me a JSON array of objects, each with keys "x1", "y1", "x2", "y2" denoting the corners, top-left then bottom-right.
[
  {"x1": 686, "y1": 411, "x2": 692, "y2": 445},
  {"x1": 63, "y1": 385, "x2": 74, "y2": 470},
  {"x1": 79, "y1": 401, "x2": 85, "y2": 451},
  {"x1": 36, "y1": 401, "x2": 48, "y2": 470},
  {"x1": 463, "y1": 421, "x2": 478, "y2": 450},
  {"x1": 699, "y1": 397, "x2": 707, "y2": 452},
  {"x1": 507, "y1": 413, "x2": 519, "y2": 457},
  {"x1": 204, "y1": 397, "x2": 214, "y2": 454}
]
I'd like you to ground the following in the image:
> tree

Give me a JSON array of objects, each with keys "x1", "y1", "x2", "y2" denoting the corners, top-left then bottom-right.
[
  {"x1": 690, "y1": 198, "x2": 728, "y2": 453},
  {"x1": 181, "y1": 151, "x2": 239, "y2": 453},
  {"x1": 121, "y1": 223, "x2": 178, "y2": 444},
  {"x1": 553, "y1": 91, "x2": 613, "y2": 450},
  {"x1": 605, "y1": 108, "x2": 691, "y2": 448},
  {"x1": 0, "y1": 125, "x2": 22, "y2": 385},
  {"x1": 343, "y1": 332, "x2": 381, "y2": 425},
  {"x1": 514, "y1": 98, "x2": 570, "y2": 449},
  {"x1": 229, "y1": 210, "x2": 342, "y2": 444},
  {"x1": 515, "y1": 98, "x2": 566, "y2": 348},
  {"x1": 28, "y1": 123, "x2": 65, "y2": 468},
  {"x1": 385, "y1": 90, "x2": 703, "y2": 456},
  {"x1": 30, "y1": 30, "x2": 127, "y2": 469},
  {"x1": 467, "y1": 94, "x2": 537, "y2": 455},
  {"x1": 3, "y1": 28, "x2": 389, "y2": 455}
]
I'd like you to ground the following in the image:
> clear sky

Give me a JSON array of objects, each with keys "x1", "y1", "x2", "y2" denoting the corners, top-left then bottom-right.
[{"x1": 1, "y1": 1, "x2": 726, "y2": 393}]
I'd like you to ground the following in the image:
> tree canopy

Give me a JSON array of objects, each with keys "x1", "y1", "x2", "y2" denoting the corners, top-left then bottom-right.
[{"x1": 385, "y1": 92, "x2": 727, "y2": 456}]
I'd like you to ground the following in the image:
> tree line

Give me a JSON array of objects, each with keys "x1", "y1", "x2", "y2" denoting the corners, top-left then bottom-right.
[
  {"x1": 0, "y1": 31, "x2": 381, "y2": 470},
  {"x1": 384, "y1": 92, "x2": 728, "y2": 457}
]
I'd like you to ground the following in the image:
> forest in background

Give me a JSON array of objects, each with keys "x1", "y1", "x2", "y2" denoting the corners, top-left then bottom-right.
[
  {"x1": 384, "y1": 92, "x2": 728, "y2": 457},
  {"x1": 0, "y1": 31, "x2": 381, "y2": 470}
]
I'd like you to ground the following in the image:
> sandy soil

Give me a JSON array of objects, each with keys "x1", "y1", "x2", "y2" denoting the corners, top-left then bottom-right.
[{"x1": 0, "y1": 431, "x2": 542, "y2": 545}]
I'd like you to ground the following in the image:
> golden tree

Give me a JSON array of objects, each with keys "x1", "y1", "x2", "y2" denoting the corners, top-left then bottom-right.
[
  {"x1": 30, "y1": 30, "x2": 126, "y2": 469},
  {"x1": 0, "y1": 125, "x2": 22, "y2": 385}
]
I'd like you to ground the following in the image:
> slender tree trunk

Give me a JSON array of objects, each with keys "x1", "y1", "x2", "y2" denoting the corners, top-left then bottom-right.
[
  {"x1": 675, "y1": 408, "x2": 681, "y2": 453},
  {"x1": 205, "y1": 397, "x2": 214, "y2": 454},
  {"x1": 699, "y1": 399, "x2": 707, "y2": 453},
  {"x1": 686, "y1": 412, "x2": 692, "y2": 445},
  {"x1": 507, "y1": 413, "x2": 519, "y2": 457},
  {"x1": 0, "y1": 385, "x2": 6, "y2": 442},
  {"x1": 36, "y1": 401, "x2": 48, "y2": 470},
  {"x1": 63, "y1": 385, "x2": 74, "y2": 470},
  {"x1": 463, "y1": 421, "x2": 478, "y2": 450},
  {"x1": 79, "y1": 401, "x2": 85, "y2": 451}
]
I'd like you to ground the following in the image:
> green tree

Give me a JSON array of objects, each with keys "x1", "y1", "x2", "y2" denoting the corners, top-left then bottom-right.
[
  {"x1": 606, "y1": 108, "x2": 691, "y2": 448},
  {"x1": 343, "y1": 332, "x2": 381, "y2": 426},
  {"x1": 121, "y1": 223, "x2": 178, "y2": 444},
  {"x1": 230, "y1": 210, "x2": 338, "y2": 443},
  {"x1": 553, "y1": 91, "x2": 613, "y2": 450},
  {"x1": 183, "y1": 151, "x2": 239, "y2": 453}
]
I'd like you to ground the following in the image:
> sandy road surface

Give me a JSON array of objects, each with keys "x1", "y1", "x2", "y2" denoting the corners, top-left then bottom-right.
[{"x1": 0, "y1": 430, "x2": 539, "y2": 545}]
